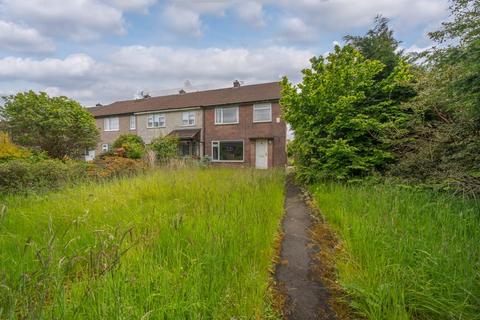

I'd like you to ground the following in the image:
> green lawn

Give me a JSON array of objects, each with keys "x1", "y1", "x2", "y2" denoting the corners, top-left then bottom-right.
[
  {"x1": 311, "y1": 183, "x2": 480, "y2": 320},
  {"x1": 0, "y1": 168, "x2": 285, "y2": 319}
]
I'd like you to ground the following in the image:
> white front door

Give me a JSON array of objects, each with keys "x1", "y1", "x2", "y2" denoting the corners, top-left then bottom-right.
[{"x1": 255, "y1": 139, "x2": 268, "y2": 169}]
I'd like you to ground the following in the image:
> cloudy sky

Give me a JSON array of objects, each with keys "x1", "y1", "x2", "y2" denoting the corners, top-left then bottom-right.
[{"x1": 0, "y1": 0, "x2": 450, "y2": 106}]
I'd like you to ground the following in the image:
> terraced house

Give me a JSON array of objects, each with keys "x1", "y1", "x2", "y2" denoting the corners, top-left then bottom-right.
[{"x1": 88, "y1": 81, "x2": 287, "y2": 168}]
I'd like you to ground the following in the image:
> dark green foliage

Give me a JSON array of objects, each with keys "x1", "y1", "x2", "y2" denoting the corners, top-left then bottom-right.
[
  {"x1": 0, "y1": 159, "x2": 87, "y2": 194},
  {"x1": 150, "y1": 136, "x2": 179, "y2": 162},
  {"x1": 282, "y1": 45, "x2": 413, "y2": 182},
  {"x1": 111, "y1": 134, "x2": 146, "y2": 159},
  {"x1": 344, "y1": 15, "x2": 403, "y2": 80},
  {"x1": 0, "y1": 91, "x2": 99, "y2": 159},
  {"x1": 390, "y1": 0, "x2": 480, "y2": 195}
]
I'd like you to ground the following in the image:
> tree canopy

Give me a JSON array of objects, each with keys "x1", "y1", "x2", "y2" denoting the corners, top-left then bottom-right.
[
  {"x1": 282, "y1": 45, "x2": 413, "y2": 182},
  {"x1": 0, "y1": 91, "x2": 99, "y2": 159},
  {"x1": 344, "y1": 15, "x2": 402, "y2": 79}
]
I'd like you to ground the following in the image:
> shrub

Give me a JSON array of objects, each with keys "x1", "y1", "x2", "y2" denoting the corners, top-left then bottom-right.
[
  {"x1": 0, "y1": 91, "x2": 99, "y2": 159},
  {"x1": 87, "y1": 156, "x2": 146, "y2": 179},
  {"x1": 150, "y1": 136, "x2": 179, "y2": 163},
  {"x1": 111, "y1": 134, "x2": 146, "y2": 159},
  {"x1": 0, "y1": 132, "x2": 30, "y2": 162},
  {"x1": 0, "y1": 159, "x2": 87, "y2": 194},
  {"x1": 281, "y1": 45, "x2": 413, "y2": 183}
]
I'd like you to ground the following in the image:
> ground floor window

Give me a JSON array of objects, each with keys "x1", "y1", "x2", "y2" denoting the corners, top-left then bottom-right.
[
  {"x1": 178, "y1": 141, "x2": 199, "y2": 157},
  {"x1": 212, "y1": 140, "x2": 244, "y2": 161}
]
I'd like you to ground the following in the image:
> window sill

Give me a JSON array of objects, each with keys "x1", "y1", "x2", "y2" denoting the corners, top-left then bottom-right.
[
  {"x1": 104, "y1": 129, "x2": 119, "y2": 132},
  {"x1": 180, "y1": 124, "x2": 196, "y2": 127},
  {"x1": 147, "y1": 126, "x2": 166, "y2": 129},
  {"x1": 253, "y1": 120, "x2": 272, "y2": 123},
  {"x1": 214, "y1": 122, "x2": 239, "y2": 125},
  {"x1": 212, "y1": 160, "x2": 244, "y2": 163}
]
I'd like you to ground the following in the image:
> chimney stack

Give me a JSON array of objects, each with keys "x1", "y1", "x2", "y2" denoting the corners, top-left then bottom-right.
[{"x1": 233, "y1": 80, "x2": 241, "y2": 88}]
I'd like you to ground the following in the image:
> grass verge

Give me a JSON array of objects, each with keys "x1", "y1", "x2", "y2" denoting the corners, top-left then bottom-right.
[
  {"x1": 310, "y1": 183, "x2": 480, "y2": 320},
  {"x1": 1, "y1": 168, "x2": 285, "y2": 319}
]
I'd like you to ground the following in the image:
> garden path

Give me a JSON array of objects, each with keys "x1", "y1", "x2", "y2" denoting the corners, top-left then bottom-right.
[{"x1": 275, "y1": 178, "x2": 336, "y2": 320}]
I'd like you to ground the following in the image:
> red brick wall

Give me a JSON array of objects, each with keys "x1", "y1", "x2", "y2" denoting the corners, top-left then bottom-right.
[
  {"x1": 204, "y1": 102, "x2": 287, "y2": 167},
  {"x1": 95, "y1": 115, "x2": 135, "y2": 154}
]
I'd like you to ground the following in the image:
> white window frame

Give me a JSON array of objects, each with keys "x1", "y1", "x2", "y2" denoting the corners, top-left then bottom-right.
[
  {"x1": 181, "y1": 111, "x2": 195, "y2": 126},
  {"x1": 253, "y1": 103, "x2": 272, "y2": 123},
  {"x1": 103, "y1": 117, "x2": 119, "y2": 132},
  {"x1": 101, "y1": 143, "x2": 109, "y2": 152},
  {"x1": 129, "y1": 115, "x2": 136, "y2": 130},
  {"x1": 147, "y1": 113, "x2": 166, "y2": 128},
  {"x1": 215, "y1": 106, "x2": 239, "y2": 125},
  {"x1": 211, "y1": 140, "x2": 244, "y2": 162}
]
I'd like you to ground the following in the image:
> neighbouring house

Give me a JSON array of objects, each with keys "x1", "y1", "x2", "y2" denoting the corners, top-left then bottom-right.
[{"x1": 87, "y1": 81, "x2": 287, "y2": 168}]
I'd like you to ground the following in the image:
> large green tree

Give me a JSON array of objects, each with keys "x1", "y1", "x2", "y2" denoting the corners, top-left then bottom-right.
[
  {"x1": 282, "y1": 45, "x2": 413, "y2": 182},
  {"x1": 391, "y1": 0, "x2": 480, "y2": 194},
  {"x1": 0, "y1": 91, "x2": 99, "y2": 159},
  {"x1": 344, "y1": 15, "x2": 402, "y2": 79}
]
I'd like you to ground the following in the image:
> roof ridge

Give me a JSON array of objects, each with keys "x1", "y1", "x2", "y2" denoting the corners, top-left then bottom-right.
[{"x1": 100, "y1": 81, "x2": 280, "y2": 107}]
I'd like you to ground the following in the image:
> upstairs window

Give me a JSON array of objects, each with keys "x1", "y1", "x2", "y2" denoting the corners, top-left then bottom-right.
[
  {"x1": 253, "y1": 103, "x2": 272, "y2": 122},
  {"x1": 147, "y1": 114, "x2": 166, "y2": 128},
  {"x1": 104, "y1": 117, "x2": 119, "y2": 131},
  {"x1": 215, "y1": 106, "x2": 239, "y2": 124},
  {"x1": 182, "y1": 111, "x2": 195, "y2": 126},
  {"x1": 129, "y1": 115, "x2": 136, "y2": 130}
]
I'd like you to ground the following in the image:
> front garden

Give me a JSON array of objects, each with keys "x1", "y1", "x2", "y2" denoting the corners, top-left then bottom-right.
[{"x1": 0, "y1": 168, "x2": 285, "y2": 319}]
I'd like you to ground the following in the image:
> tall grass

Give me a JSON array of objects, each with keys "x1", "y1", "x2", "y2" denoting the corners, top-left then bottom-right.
[
  {"x1": 0, "y1": 168, "x2": 285, "y2": 319},
  {"x1": 311, "y1": 183, "x2": 480, "y2": 320}
]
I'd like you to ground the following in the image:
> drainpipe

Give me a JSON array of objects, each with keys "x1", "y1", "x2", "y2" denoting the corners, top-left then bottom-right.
[{"x1": 202, "y1": 106, "x2": 205, "y2": 158}]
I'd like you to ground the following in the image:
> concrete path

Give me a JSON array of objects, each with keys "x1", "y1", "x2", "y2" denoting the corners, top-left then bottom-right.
[{"x1": 275, "y1": 179, "x2": 336, "y2": 320}]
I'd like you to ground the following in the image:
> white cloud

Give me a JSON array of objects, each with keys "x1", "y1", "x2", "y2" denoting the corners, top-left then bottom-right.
[
  {"x1": 104, "y1": 0, "x2": 157, "y2": 12},
  {"x1": 0, "y1": 46, "x2": 313, "y2": 105},
  {"x1": 0, "y1": 20, "x2": 55, "y2": 53},
  {"x1": 402, "y1": 44, "x2": 432, "y2": 54},
  {"x1": 235, "y1": 2, "x2": 266, "y2": 27},
  {"x1": 0, "y1": 54, "x2": 97, "y2": 85},
  {"x1": 279, "y1": 17, "x2": 312, "y2": 42},
  {"x1": 162, "y1": 5, "x2": 203, "y2": 37},
  {"x1": 275, "y1": 0, "x2": 448, "y2": 31},
  {"x1": 0, "y1": 0, "x2": 152, "y2": 41}
]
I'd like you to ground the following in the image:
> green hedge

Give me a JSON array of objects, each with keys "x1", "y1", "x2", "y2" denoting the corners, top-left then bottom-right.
[
  {"x1": 0, "y1": 159, "x2": 88, "y2": 194},
  {"x1": 0, "y1": 156, "x2": 147, "y2": 195}
]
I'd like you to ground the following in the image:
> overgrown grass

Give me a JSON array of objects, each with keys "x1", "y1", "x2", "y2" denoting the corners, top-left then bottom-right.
[
  {"x1": 0, "y1": 168, "x2": 285, "y2": 319},
  {"x1": 311, "y1": 183, "x2": 480, "y2": 320}
]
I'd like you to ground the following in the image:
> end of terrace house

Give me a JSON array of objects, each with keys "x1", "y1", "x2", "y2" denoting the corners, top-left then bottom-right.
[{"x1": 87, "y1": 81, "x2": 287, "y2": 169}]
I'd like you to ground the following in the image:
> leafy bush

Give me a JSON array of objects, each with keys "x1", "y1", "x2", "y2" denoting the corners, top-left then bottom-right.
[
  {"x1": 87, "y1": 156, "x2": 146, "y2": 179},
  {"x1": 150, "y1": 136, "x2": 179, "y2": 163},
  {"x1": 111, "y1": 134, "x2": 146, "y2": 159},
  {"x1": 0, "y1": 159, "x2": 87, "y2": 194},
  {"x1": 0, "y1": 91, "x2": 99, "y2": 159},
  {"x1": 0, "y1": 132, "x2": 30, "y2": 162},
  {"x1": 281, "y1": 45, "x2": 413, "y2": 183}
]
